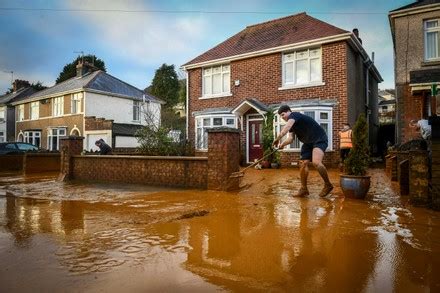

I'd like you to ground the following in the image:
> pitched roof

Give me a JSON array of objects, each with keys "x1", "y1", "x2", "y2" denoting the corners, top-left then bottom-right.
[
  {"x1": 390, "y1": 0, "x2": 440, "y2": 13},
  {"x1": 184, "y1": 12, "x2": 348, "y2": 66},
  {"x1": 18, "y1": 71, "x2": 163, "y2": 104},
  {"x1": 0, "y1": 87, "x2": 38, "y2": 105}
]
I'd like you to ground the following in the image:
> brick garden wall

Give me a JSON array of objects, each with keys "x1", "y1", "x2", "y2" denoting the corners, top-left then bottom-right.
[
  {"x1": 0, "y1": 153, "x2": 60, "y2": 173},
  {"x1": 72, "y1": 156, "x2": 208, "y2": 188}
]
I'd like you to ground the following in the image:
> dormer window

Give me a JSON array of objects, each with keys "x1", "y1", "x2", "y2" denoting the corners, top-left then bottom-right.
[
  {"x1": 202, "y1": 64, "x2": 230, "y2": 98},
  {"x1": 282, "y1": 47, "x2": 322, "y2": 88},
  {"x1": 425, "y1": 19, "x2": 440, "y2": 61}
]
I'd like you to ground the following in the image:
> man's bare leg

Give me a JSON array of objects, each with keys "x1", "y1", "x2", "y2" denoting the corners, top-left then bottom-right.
[
  {"x1": 312, "y1": 148, "x2": 333, "y2": 197},
  {"x1": 295, "y1": 160, "x2": 310, "y2": 197}
]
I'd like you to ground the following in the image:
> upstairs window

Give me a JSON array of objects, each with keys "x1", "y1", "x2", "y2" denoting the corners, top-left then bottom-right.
[
  {"x1": 71, "y1": 93, "x2": 82, "y2": 114},
  {"x1": 425, "y1": 19, "x2": 440, "y2": 61},
  {"x1": 282, "y1": 47, "x2": 322, "y2": 87},
  {"x1": 133, "y1": 100, "x2": 140, "y2": 121},
  {"x1": 17, "y1": 105, "x2": 24, "y2": 121},
  {"x1": 30, "y1": 102, "x2": 39, "y2": 120},
  {"x1": 0, "y1": 107, "x2": 4, "y2": 122},
  {"x1": 202, "y1": 64, "x2": 230, "y2": 97},
  {"x1": 53, "y1": 96, "x2": 64, "y2": 117}
]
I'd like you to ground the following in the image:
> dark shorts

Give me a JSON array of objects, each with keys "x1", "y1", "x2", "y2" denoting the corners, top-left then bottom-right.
[{"x1": 300, "y1": 140, "x2": 328, "y2": 160}]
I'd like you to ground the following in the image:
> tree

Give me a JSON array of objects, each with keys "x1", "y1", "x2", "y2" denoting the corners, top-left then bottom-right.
[
  {"x1": 56, "y1": 55, "x2": 106, "y2": 84},
  {"x1": 344, "y1": 114, "x2": 370, "y2": 176},
  {"x1": 149, "y1": 64, "x2": 179, "y2": 109}
]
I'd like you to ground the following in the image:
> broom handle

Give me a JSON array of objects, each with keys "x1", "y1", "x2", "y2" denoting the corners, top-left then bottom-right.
[{"x1": 240, "y1": 148, "x2": 278, "y2": 173}]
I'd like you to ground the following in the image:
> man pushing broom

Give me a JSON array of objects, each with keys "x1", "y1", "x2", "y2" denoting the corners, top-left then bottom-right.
[{"x1": 272, "y1": 105, "x2": 333, "y2": 197}]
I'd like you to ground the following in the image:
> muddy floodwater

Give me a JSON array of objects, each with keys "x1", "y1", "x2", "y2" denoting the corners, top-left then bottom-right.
[{"x1": 0, "y1": 168, "x2": 439, "y2": 292}]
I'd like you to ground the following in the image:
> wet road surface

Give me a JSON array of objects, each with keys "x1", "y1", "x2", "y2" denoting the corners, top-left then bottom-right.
[{"x1": 0, "y1": 169, "x2": 439, "y2": 292}]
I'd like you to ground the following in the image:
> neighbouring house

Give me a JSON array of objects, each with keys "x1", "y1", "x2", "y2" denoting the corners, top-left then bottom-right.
[
  {"x1": 182, "y1": 12, "x2": 382, "y2": 166},
  {"x1": 0, "y1": 80, "x2": 38, "y2": 142},
  {"x1": 12, "y1": 61, "x2": 163, "y2": 151},
  {"x1": 389, "y1": 0, "x2": 440, "y2": 143},
  {"x1": 378, "y1": 89, "x2": 396, "y2": 125}
]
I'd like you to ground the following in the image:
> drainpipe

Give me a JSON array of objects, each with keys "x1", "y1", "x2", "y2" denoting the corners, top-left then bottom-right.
[
  {"x1": 185, "y1": 70, "x2": 189, "y2": 140},
  {"x1": 364, "y1": 55, "x2": 374, "y2": 142}
]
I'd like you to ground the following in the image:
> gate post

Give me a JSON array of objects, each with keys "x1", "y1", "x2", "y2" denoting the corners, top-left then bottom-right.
[{"x1": 59, "y1": 136, "x2": 84, "y2": 181}]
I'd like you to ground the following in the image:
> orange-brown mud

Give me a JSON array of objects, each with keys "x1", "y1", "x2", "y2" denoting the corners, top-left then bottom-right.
[{"x1": 0, "y1": 169, "x2": 439, "y2": 292}]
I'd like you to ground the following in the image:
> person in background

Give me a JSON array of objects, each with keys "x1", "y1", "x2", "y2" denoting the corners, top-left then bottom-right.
[
  {"x1": 273, "y1": 105, "x2": 333, "y2": 197},
  {"x1": 95, "y1": 139, "x2": 112, "y2": 155},
  {"x1": 409, "y1": 119, "x2": 431, "y2": 140},
  {"x1": 339, "y1": 123, "x2": 352, "y2": 171}
]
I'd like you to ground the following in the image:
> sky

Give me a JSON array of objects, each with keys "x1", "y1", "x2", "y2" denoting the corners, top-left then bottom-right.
[{"x1": 0, "y1": 0, "x2": 414, "y2": 94}]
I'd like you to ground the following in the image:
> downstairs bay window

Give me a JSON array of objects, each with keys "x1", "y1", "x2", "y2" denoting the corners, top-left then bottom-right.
[
  {"x1": 24, "y1": 131, "x2": 41, "y2": 147},
  {"x1": 47, "y1": 127, "x2": 66, "y2": 151},
  {"x1": 274, "y1": 108, "x2": 332, "y2": 151},
  {"x1": 195, "y1": 115, "x2": 237, "y2": 150}
]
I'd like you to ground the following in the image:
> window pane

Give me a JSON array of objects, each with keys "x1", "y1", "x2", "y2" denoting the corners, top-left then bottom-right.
[
  {"x1": 310, "y1": 58, "x2": 321, "y2": 82},
  {"x1": 196, "y1": 118, "x2": 202, "y2": 127},
  {"x1": 204, "y1": 68, "x2": 211, "y2": 75},
  {"x1": 251, "y1": 124, "x2": 255, "y2": 144},
  {"x1": 212, "y1": 73, "x2": 221, "y2": 94},
  {"x1": 204, "y1": 76, "x2": 211, "y2": 95},
  {"x1": 285, "y1": 62, "x2": 293, "y2": 83},
  {"x1": 295, "y1": 59, "x2": 308, "y2": 84},
  {"x1": 226, "y1": 118, "x2": 235, "y2": 126},
  {"x1": 309, "y1": 48, "x2": 320, "y2": 58},
  {"x1": 427, "y1": 20, "x2": 438, "y2": 28},
  {"x1": 212, "y1": 66, "x2": 221, "y2": 74},
  {"x1": 213, "y1": 117, "x2": 222, "y2": 126},
  {"x1": 223, "y1": 73, "x2": 230, "y2": 93},
  {"x1": 304, "y1": 111, "x2": 315, "y2": 119},
  {"x1": 284, "y1": 53, "x2": 294, "y2": 62},
  {"x1": 296, "y1": 50, "x2": 308, "y2": 59},
  {"x1": 427, "y1": 32, "x2": 438, "y2": 59},
  {"x1": 203, "y1": 118, "x2": 211, "y2": 126},
  {"x1": 320, "y1": 112, "x2": 328, "y2": 120},
  {"x1": 222, "y1": 65, "x2": 230, "y2": 72},
  {"x1": 320, "y1": 123, "x2": 328, "y2": 135}
]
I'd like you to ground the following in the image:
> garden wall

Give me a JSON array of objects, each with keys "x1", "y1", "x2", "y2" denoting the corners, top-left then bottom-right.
[{"x1": 0, "y1": 153, "x2": 60, "y2": 174}]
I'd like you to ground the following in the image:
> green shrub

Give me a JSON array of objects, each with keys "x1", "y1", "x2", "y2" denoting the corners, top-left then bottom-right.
[
  {"x1": 262, "y1": 111, "x2": 275, "y2": 162},
  {"x1": 344, "y1": 114, "x2": 370, "y2": 175}
]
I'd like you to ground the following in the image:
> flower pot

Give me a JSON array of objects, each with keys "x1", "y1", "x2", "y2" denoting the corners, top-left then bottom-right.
[
  {"x1": 340, "y1": 175, "x2": 371, "y2": 199},
  {"x1": 271, "y1": 162, "x2": 280, "y2": 169},
  {"x1": 261, "y1": 160, "x2": 271, "y2": 168}
]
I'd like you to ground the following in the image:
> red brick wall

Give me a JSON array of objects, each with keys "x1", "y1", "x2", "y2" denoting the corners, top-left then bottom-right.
[
  {"x1": 187, "y1": 41, "x2": 349, "y2": 166},
  {"x1": 85, "y1": 116, "x2": 113, "y2": 131},
  {"x1": 72, "y1": 156, "x2": 208, "y2": 188},
  {"x1": 396, "y1": 84, "x2": 426, "y2": 143},
  {"x1": 24, "y1": 153, "x2": 60, "y2": 174}
]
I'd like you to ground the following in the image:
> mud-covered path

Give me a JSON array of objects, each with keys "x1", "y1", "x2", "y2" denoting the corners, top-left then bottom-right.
[{"x1": 0, "y1": 168, "x2": 439, "y2": 292}]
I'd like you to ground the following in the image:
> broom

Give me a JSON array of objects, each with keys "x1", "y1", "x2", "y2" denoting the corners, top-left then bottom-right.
[{"x1": 229, "y1": 148, "x2": 279, "y2": 178}]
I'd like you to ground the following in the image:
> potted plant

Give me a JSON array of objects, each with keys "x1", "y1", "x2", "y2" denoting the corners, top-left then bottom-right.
[
  {"x1": 261, "y1": 111, "x2": 275, "y2": 168},
  {"x1": 271, "y1": 150, "x2": 281, "y2": 169},
  {"x1": 340, "y1": 114, "x2": 371, "y2": 199}
]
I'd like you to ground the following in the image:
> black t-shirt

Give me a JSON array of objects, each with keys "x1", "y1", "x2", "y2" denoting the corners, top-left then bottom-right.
[{"x1": 288, "y1": 112, "x2": 327, "y2": 143}]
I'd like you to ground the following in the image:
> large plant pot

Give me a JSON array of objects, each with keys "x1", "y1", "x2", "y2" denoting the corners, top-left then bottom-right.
[
  {"x1": 261, "y1": 160, "x2": 271, "y2": 168},
  {"x1": 340, "y1": 175, "x2": 371, "y2": 199}
]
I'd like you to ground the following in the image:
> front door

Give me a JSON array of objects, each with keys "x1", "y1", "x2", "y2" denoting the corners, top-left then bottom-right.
[{"x1": 248, "y1": 120, "x2": 263, "y2": 163}]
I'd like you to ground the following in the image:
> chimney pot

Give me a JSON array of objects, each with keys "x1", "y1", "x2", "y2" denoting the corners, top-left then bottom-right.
[{"x1": 12, "y1": 80, "x2": 30, "y2": 92}]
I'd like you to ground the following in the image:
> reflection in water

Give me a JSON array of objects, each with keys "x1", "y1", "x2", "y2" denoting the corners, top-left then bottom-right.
[{"x1": 0, "y1": 169, "x2": 440, "y2": 292}]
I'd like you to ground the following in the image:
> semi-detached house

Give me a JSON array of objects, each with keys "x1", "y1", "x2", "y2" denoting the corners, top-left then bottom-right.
[
  {"x1": 182, "y1": 12, "x2": 382, "y2": 166},
  {"x1": 13, "y1": 61, "x2": 163, "y2": 151}
]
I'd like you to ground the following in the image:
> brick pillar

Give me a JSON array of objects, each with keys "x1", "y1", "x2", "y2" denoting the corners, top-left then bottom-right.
[
  {"x1": 386, "y1": 151, "x2": 398, "y2": 181},
  {"x1": 59, "y1": 136, "x2": 84, "y2": 181},
  {"x1": 397, "y1": 151, "x2": 409, "y2": 195},
  {"x1": 432, "y1": 138, "x2": 440, "y2": 210},
  {"x1": 409, "y1": 150, "x2": 430, "y2": 206},
  {"x1": 207, "y1": 127, "x2": 240, "y2": 191}
]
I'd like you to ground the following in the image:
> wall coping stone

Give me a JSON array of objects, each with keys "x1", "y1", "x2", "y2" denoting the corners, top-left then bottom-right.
[
  {"x1": 206, "y1": 127, "x2": 240, "y2": 134},
  {"x1": 25, "y1": 153, "x2": 61, "y2": 157},
  {"x1": 73, "y1": 155, "x2": 208, "y2": 161},
  {"x1": 60, "y1": 136, "x2": 85, "y2": 141}
]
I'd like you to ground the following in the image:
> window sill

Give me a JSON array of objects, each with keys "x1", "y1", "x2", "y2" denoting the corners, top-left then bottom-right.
[
  {"x1": 421, "y1": 60, "x2": 440, "y2": 67},
  {"x1": 199, "y1": 93, "x2": 233, "y2": 100},
  {"x1": 278, "y1": 82, "x2": 325, "y2": 90}
]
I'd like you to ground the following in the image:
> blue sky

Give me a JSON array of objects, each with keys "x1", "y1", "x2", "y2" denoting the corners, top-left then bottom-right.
[{"x1": 0, "y1": 0, "x2": 413, "y2": 94}]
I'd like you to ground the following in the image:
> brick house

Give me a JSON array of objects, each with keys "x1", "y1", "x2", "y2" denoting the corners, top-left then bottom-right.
[
  {"x1": 0, "y1": 80, "x2": 38, "y2": 142},
  {"x1": 182, "y1": 12, "x2": 382, "y2": 166},
  {"x1": 389, "y1": 0, "x2": 440, "y2": 143},
  {"x1": 13, "y1": 61, "x2": 163, "y2": 151}
]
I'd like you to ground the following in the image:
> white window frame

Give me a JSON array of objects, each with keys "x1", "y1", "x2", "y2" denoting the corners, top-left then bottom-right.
[
  {"x1": 17, "y1": 104, "x2": 24, "y2": 121},
  {"x1": 133, "y1": 100, "x2": 140, "y2": 122},
  {"x1": 53, "y1": 96, "x2": 64, "y2": 117},
  {"x1": 71, "y1": 93, "x2": 82, "y2": 114},
  {"x1": 282, "y1": 47, "x2": 323, "y2": 88},
  {"x1": 202, "y1": 64, "x2": 231, "y2": 98},
  {"x1": 274, "y1": 107, "x2": 333, "y2": 151},
  {"x1": 0, "y1": 131, "x2": 4, "y2": 143},
  {"x1": 24, "y1": 131, "x2": 41, "y2": 147},
  {"x1": 30, "y1": 102, "x2": 39, "y2": 120},
  {"x1": 47, "y1": 127, "x2": 66, "y2": 151},
  {"x1": 424, "y1": 19, "x2": 440, "y2": 61},
  {"x1": 195, "y1": 114, "x2": 237, "y2": 150},
  {"x1": 0, "y1": 107, "x2": 5, "y2": 122}
]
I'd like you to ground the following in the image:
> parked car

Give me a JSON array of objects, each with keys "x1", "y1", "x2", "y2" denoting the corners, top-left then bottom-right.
[{"x1": 0, "y1": 142, "x2": 39, "y2": 155}]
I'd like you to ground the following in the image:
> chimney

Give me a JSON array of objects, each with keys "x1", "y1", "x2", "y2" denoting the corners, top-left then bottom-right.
[
  {"x1": 352, "y1": 28, "x2": 362, "y2": 44},
  {"x1": 76, "y1": 60, "x2": 98, "y2": 78},
  {"x1": 12, "y1": 79, "x2": 30, "y2": 92}
]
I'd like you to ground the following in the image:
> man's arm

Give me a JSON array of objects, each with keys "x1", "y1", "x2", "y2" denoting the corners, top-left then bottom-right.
[
  {"x1": 273, "y1": 119, "x2": 294, "y2": 147},
  {"x1": 278, "y1": 132, "x2": 294, "y2": 149}
]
